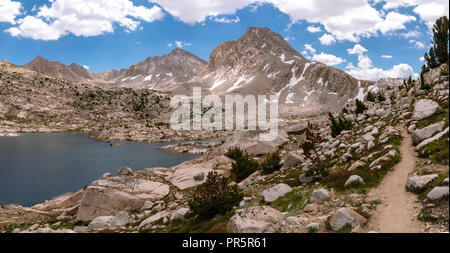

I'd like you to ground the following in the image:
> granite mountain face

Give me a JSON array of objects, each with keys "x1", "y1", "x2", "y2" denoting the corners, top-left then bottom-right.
[
  {"x1": 22, "y1": 27, "x2": 373, "y2": 115},
  {"x1": 170, "y1": 27, "x2": 372, "y2": 115}
]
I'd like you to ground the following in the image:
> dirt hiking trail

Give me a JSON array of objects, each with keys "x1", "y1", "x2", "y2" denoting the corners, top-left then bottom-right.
[{"x1": 363, "y1": 127, "x2": 424, "y2": 233}]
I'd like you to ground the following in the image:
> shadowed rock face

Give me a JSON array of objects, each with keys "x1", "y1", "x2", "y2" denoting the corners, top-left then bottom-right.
[
  {"x1": 24, "y1": 56, "x2": 92, "y2": 83},
  {"x1": 170, "y1": 26, "x2": 372, "y2": 116}
]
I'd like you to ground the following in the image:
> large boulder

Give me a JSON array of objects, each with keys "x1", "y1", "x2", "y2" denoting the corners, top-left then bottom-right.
[
  {"x1": 117, "y1": 167, "x2": 133, "y2": 176},
  {"x1": 412, "y1": 121, "x2": 446, "y2": 145},
  {"x1": 345, "y1": 175, "x2": 364, "y2": 187},
  {"x1": 406, "y1": 174, "x2": 438, "y2": 192},
  {"x1": 360, "y1": 133, "x2": 375, "y2": 144},
  {"x1": 87, "y1": 216, "x2": 114, "y2": 231},
  {"x1": 348, "y1": 161, "x2": 365, "y2": 171},
  {"x1": 310, "y1": 188, "x2": 330, "y2": 204},
  {"x1": 161, "y1": 155, "x2": 234, "y2": 190},
  {"x1": 413, "y1": 99, "x2": 441, "y2": 120},
  {"x1": 170, "y1": 208, "x2": 190, "y2": 221},
  {"x1": 111, "y1": 211, "x2": 131, "y2": 227},
  {"x1": 138, "y1": 210, "x2": 171, "y2": 231},
  {"x1": 76, "y1": 176, "x2": 169, "y2": 221},
  {"x1": 416, "y1": 127, "x2": 449, "y2": 150},
  {"x1": 283, "y1": 151, "x2": 304, "y2": 168},
  {"x1": 427, "y1": 187, "x2": 449, "y2": 201},
  {"x1": 261, "y1": 184, "x2": 293, "y2": 203},
  {"x1": 32, "y1": 190, "x2": 83, "y2": 212},
  {"x1": 330, "y1": 207, "x2": 367, "y2": 231},
  {"x1": 211, "y1": 129, "x2": 288, "y2": 157},
  {"x1": 227, "y1": 206, "x2": 283, "y2": 233}
]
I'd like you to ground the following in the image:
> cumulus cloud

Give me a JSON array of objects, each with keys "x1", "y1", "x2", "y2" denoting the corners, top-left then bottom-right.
[
  {"x1": 400, "y1": 30, "x2": 421, "y2": 38},
  {"x1": 375, "y1": 11, "x2": 416, "y2": 34},
  {"x1": 319, "y1": 34, "x2": 336, "y2": 45},
  {"x1": 419, "y1": 56, "x2": 425, "y2": 61},
  {"x1": 347, "y1": 44, "x2": 368, "y2": 55},
  {"x1": 0, "y1": 0, "x2": 22, "y2": 24},
  {"x1": 149, "y1": 0, "x2": 423, "y2": 42},
  {"x1": 307, "y1": 26, "x2": 321, "y2": 33},
  {"x1": 5, "y1": 0, "x2": 164, "y2": 40},
  {"x1": 409, "y1": 39, "x2": 425, "y2": 49},
  {"x1": 381, "y1": 0, "x2": 449, "y2": 28},
  {"x1": 83, "y1": 65, "x2": 90, "y2": 70},
  {"x1": 312, "y1": 53, "x2": 346, "y2": 66},
  {"x1": 304, "y1": 44, "x2": 316, "y2": 55},
  {"x1": 346, "y1": 43, "x2": 417, "y2": 81},
  {"x1": 212, "y1": 16, "x2": 240, "y2": 23}
]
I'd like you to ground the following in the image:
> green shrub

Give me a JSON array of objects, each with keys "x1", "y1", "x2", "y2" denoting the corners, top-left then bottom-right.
[
  {"x1": 224, "y1": 146, "x2": 244, "y2": 160},
  {"x1": 377, "y1": 93, "x2": 386, "y2": 102},
  {"x1": 260, "y1": 152, "x2": 283, "y2": 175},
  {"x1": 230, "y1": 151, "x2": 260, "y2": 182},
  {"x1": 355, "y1": 99, "x2": 367, "y2": 115},
  {"x1": 188, "y1": 171, "x2": 242, "y2": 220},
  {"x1": 226, "y1": 147, "x2": 260, "y2": 182},
  {"x1": 366, "y1": 91, "x2": 376, "y2": 102},
  {"x1": 329, "y1": 113, "x2": 353, "y2": 138}
]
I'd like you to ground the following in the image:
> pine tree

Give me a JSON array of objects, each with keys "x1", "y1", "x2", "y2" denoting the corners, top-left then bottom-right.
[{"x1": 424, "y1": 16, "x2": 449, "y2": 69}]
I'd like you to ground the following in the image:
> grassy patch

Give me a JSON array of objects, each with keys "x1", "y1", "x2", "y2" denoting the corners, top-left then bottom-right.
[
  {"x1": 269, "y1": 190, "x2": 309, "y2": 214},
  {"x1": 322, "y1": 136, "x2": 402, "y2": 193},
  {"x1": 167, "y1": 210, "x2": 235, "y2": 233},
  {"x1": 417, "y1": 134, "x2": 449, "y2": 165},
  {"x1": 416, "y1": 107, "x2": 449, "y2": 130}
]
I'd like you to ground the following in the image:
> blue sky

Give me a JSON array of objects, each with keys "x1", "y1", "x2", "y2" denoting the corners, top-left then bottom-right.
[{"x1": 0, "y1": 0, "x2": 448, "y2": 80}]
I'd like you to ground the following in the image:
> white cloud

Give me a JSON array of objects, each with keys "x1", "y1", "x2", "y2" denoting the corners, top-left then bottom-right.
[
  {"x1": 413, "y1": 1, "x2": 449, "y2": 28},
  {"x1": 375, "y1": 11, "x2": 416, "y2": 34},
  {"x1": 284, "y1": 36, "x2": 295, "y2": 41},
  {"x1": 149, "y1": 0, "x2": 254, "y2": 24},
  {"x1": 345, "y1": 44, "x2": 417, "y2": 80},
  {"x1": 307, "y1": 26, "x2": 321, "y2": 33},
  {"x1": 319, "y1": 34, "x2": 336, "y2": 45},
  {"x1": 419, "y1": 56, "x2": 425, "y2": 61},
  {"x1": 150, "y1": 0, "x2": 413, "y2": 42},
  {"x1": 169, "y1": 41, "x2": 192, "y2": 48},
  {"x1": 312, "y1": 52, "x2": 346, "y2": 66},
  {"x1": 83, "y1": 65, "x2": 90, "y2": 70},
  {"x1": 212, "y1": 16, "x2": 240, "y2": 23},
  {"x1": 0, "y1": 0, "x2": 21, "y2": 24},
  {"x1": 381, "y1": 0, "x2": 449, "y2": 28},
  {"x1": 409, "y1": 39, "x2": 425, "y2": 49},
  {"x1": 304, "y1": 44, "x2": 316, "y2": 54},
  {"x1": 400, "y1": 30, "x2": 420, "y2": 38},
  {"x1": 5, "y1": 0, "x2": 164, "y2": 40},
  {"x1": 347, "y1": 44, "x2": 368, "y2": 56},
  {"x1": 381, "y1": 55, "x2": 392, "y2": 58}
]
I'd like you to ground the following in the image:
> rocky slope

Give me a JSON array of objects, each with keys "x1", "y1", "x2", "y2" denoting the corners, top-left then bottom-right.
[
  {"x1": 171, "y1": 27, "x2": 372, "y2": 116},
  {"x1": 1, "y1": 64, "x2": 447, "y2": 234},
  {"x1": 22, "y1": 48, "x2": 207, "y2": 90},
  {"x1": 0, "y1": 60, "x2": 225, "y2": 142},
  {"x1": 92, "y1": 48, "x2": 207, "y2": 90}
]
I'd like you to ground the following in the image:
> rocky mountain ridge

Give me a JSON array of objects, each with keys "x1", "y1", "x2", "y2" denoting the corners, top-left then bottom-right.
[
  {"x1": 22, "y1": 48, "x2": 207, "y2": 90},
  {"x1": 171, "y1": 27, "x2": 372, "y2": 116}
]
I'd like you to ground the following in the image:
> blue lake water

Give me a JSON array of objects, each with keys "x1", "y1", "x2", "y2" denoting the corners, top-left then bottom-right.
[{"x1": 0, "y1": 133, "x2": 199, "y2": 207}]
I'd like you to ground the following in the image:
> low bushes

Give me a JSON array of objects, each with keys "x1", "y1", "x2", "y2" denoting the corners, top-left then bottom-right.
[{"x1": 188, "y1": 171, "x2": 242, "y2": 220}]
